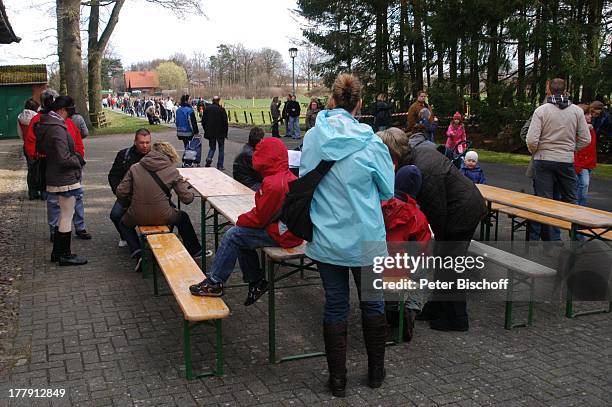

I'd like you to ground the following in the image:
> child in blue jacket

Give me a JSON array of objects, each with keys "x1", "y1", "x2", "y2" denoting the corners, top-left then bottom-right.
[{"x1": 460, "y1": 151, "x2": 486, "y2": 184}]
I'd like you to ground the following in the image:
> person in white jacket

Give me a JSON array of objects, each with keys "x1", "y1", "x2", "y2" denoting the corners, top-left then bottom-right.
[
  {"x1": 17, "y1": 98, "x2": 41, "y2": 199},
  {"x1": 526, "y1": 78, "x2": 591, "y2": 241}
]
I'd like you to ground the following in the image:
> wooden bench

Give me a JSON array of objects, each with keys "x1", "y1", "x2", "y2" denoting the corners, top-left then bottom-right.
[
  {"x1": 136, "y1": 225, "x2": 171, "y2": 279},
  {"x1": 146, "y1": 233, "x2": 230, "y2": 379},
  {"x1": 491, "y1": 205, "x2": 612, "y2": 242},
  {"x1": 468, "y1": 240, "x2": 556, "y2": 329}
]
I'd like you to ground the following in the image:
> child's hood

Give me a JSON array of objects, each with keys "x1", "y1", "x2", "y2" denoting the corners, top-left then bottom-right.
[{"x1": 253, "y1": 137, "x2": 289, "y2": 177}]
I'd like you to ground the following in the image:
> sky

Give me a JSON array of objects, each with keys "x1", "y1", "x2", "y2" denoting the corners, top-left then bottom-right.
[{"x1": 1, "y1": 0, "x2": 306, "y2": 68}]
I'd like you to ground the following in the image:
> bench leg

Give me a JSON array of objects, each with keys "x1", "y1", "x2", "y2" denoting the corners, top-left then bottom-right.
[
  {"x1": 138, "y1": 234, "x2": 149, "y2": 279},
  {"x1": 527, "y1": 277, "x2": 535, "y2": 326},
  {"x1": 494, "y1": 210, "x2": 499, "y2": 241},
  {"x1": 267, "y1": 255, "x2": 276, "y2": 363},
  {"x1": 184, "y1": 319, "x2": 193, "y2": 380},
  {"x1": 396, "y1": 298, "x2": 405, "y2": 344},
  {"x1": 504, "y1": 270, "x2": 514, "y2": 330},
  {"x1": 484, "y1": 201, "x2": 492, "y2": 241},
  {"x1": 153, "y1": 262, "x2": 159, "y2": 297},
  {"x1": 200, "y1": 197, "x2": 206, "y2": 273},
  {"x1": 215, "y1": 319, "x2": 224, "y2": 376}
]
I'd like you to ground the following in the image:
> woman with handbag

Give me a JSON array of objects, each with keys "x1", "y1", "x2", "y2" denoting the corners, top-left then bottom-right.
[
  {"x1": 116, "y1": 142, "x2": 203, "y2": 272},
  {"x1": 35, "y1": 96, "x2": 87, "y2": 266},
  {"x1": 299, "y1": 74, "x2": 395, "y2": 397}
]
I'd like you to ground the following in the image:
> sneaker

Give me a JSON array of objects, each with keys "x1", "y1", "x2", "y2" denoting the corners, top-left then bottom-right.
[
  {"x1": 75, "y1": 229, "x2": 92, "y2": 240},
  {"x1": 190, "y1": 279, "x2": 223, "y2": 297},
  {"x1": 217, "y1": 166, "x2": 225, "y2": 171},
  {"x1": 244, "y1": 279, "x2": 268, "y2": 306},
  {"x1": 134, "y1": 258, "x2": 142, "y2": 273},
  {"x1": 118, "y1": 239, "x2": 127, "y2": 247}
]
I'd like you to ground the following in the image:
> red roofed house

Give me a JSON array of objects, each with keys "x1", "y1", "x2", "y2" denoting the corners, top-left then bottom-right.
[{"x1": 124, "y1": 71, "x2": 160, "y2": 94}]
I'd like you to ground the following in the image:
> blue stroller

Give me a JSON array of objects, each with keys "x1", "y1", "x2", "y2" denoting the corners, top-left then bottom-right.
[{"x1": 182, "y1": 135, "x2": 203, "y2": 167}]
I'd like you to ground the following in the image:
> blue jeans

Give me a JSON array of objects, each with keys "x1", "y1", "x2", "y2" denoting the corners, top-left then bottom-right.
[
  {"x1": 317, "y1": 262, "x2": 385, "y2": 324},
  {"x1": 288, "y1": 116, "x2": 300, "y2": 139},
  {"x1": 47, "y1": 188, "x2": 85, "y2": 231},
  {"x1": 206, "y1": 137, "x2": 225, "y2": 168},
  {"x1": 110, "y1": 200, "x2": 139, "y2": 246},
  {"x1": 208, "y1": 226, "x2": 277, "y2": 284},
  {"x1": 576, "y1": 169, "x2": 591, "y2": 206},
  {"x1": 528, "y1": 180, "x2": 561, "y2": 241},
  {"x1": 533, "y1": 160, "x2": 576, "y2": 241}
]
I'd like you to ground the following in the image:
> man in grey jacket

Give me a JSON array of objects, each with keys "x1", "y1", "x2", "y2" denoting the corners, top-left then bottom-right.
[{"x1": 525, "y1": 78, "x2": 590, "y2": 240}]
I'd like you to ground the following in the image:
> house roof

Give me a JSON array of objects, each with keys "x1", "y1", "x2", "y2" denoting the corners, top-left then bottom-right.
[
  {"x1": 0, "y1": 64, "x2": 47, "y2": 85},
  {"x1": 124, "y1": 71, "x2": 159, "y2": 89},
  {"x1": 0, "y1": 0, "x2": 20, "y2": 44}
]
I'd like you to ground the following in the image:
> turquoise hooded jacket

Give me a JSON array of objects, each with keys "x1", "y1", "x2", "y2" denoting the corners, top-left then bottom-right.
[{"x1": 300, "y1": 108, "x2": 395, "y2": 267}]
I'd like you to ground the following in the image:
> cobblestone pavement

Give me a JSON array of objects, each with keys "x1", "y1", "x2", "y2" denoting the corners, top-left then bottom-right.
[{"x1": 0, "y1": 129, "x2": 610, "y2": 407}]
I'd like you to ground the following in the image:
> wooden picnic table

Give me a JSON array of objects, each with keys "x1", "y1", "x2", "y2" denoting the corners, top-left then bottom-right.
[
  {"x1": 476, "y1": 184, "x2": 612, "y2": 318},
  {"x1": 476, "y1": 184, "x2": 612, "y2": 240},
  {"x1": 177, "y1": 167, "x2": 254, "y2": 198},
  {"x1": 177, "y1": 168, "x2": 254, "y2": 272}
]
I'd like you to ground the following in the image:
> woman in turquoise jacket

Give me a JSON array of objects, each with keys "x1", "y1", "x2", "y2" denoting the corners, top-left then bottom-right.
[{"x1": 300, "y1": 74, "x2": 394, "y2": 397}]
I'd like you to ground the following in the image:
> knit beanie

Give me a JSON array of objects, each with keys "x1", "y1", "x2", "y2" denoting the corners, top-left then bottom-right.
[
  {"x1": 453, "y1": 111, "x2": 462, "y2": 121},
  {"x1": 465, "y1": 151, "x2": 478, "y2": 162},
  {"x1": 395, "y1": 165, "x2": 422, "y2": 199}
]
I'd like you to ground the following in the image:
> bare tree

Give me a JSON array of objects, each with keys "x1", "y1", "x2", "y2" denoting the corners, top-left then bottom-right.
[
  {"x1": 259, "y1": 48, "x2": 283, "y2": 87},
  {"x1": 57, "y1": 0, "x2": 89, "y2": 125},
  {"x1": 296, "y1": 43, "x2": 322, "y2": 91}
]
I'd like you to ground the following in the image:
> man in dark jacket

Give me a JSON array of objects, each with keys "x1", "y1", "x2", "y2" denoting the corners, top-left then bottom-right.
[
  {"x1": 202, "y1": 96, "x2": 229, "y2": 170},
  {"x1": 400, "y1": 143, "x2": 487, "y2": 332},
  {"x1": 285, "y1": 95, "x2": 301, "y2": 139},
  {"x1": 108, "y1": 128, "x2": 151, "y2": 248},
  {"x1": 233, "y1": 127, "x2": 264, "y2": 190}
]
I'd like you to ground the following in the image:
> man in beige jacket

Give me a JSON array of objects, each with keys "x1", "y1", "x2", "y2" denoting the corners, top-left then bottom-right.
[{"x1": 526, "y1": 78, "x2": 590, "y2": 240}]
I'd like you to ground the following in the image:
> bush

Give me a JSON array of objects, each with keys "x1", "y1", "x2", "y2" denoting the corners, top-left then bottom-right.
[{"x1": 427, "y1": 81, "x2": 464, "y2": 118}]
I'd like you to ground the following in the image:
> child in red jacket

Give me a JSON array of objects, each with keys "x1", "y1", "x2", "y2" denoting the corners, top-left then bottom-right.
[
  {"x1": 381, "y1": 165, "x2": 432, "y2": 341},
  {"x1": 575, "y1": 104, "x2": 597, "y2": 206},
  {"x1": 190, "y1": 138, "x2": 302, "y2": 305}
]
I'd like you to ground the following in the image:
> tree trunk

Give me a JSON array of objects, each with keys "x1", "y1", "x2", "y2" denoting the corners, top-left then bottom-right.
[
  {"x1": 517, "y1": 2, "x2": 526, "y2": 103},
  {"x1": 412, "y1": 0, "x2": 424, "y2": 93},
  {"x1": 86, "y1": 0, "x2": 124, "y2": 128},
  {"x1": 469, "y1": 34, "x2": 479, "y2": 100},
  {"x1": 374, "y1": 0, "x2": 384, "y2": 92},
  {"x1": 398, "y1": 0, "x2": 407, "y2": 109},
  {"x1": 486, "y1": 21, "x2": 499, "y2": 107},
  {"x1": 59, "y1": 0, "x2": 89, "y2": 124},
  {"x1": 449, "y1": 39, "x2": 457, "y2": 88},
  {"x1": 56, "y1": 1, "x2": 66, "y2": 95},
  {"x1": 582, "y1": 0, "x2": 603, "y2": 101}
]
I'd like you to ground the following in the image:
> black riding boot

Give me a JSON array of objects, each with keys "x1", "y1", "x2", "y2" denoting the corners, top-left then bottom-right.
[
  {"x1": 362, "y1": 314, "x2": 387, "y2": 388},
  {"x1": 323, "y1": 322, "x2": 347, "y2": 397},
  {"x1": 51, "y1": 231, "x2": 88, "y2": 266}
]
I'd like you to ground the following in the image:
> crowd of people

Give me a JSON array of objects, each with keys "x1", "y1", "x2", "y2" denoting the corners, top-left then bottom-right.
[
  {"x1": 102, "y1": 95, "x2": 209, "y2": 125},
  {"x1": 16, "y1": 70, "x2": 609, "y2": 399}
]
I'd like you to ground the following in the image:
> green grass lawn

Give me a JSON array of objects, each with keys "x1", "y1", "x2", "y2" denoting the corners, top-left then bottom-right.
[
  {"x1": 477, "y1": 150, "x2": 612, "y2": 179},
  {"x1": 93, "y1": 109, "x2": 166, "y2": 135}
]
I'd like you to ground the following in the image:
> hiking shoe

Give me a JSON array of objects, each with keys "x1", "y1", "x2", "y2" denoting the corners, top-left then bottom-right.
[
  {"x1": 118, "y1": 239, "x2": 127, "y2": 247},
  {"x1": 190, "y1": 279, "x2": 223, "y2": 297},
  {"x1": 75, "y1": 229, "x2": 92, "y2": 240},
  {"x1": 244, "y1": 279, "x2": 268, "y2": 306}
]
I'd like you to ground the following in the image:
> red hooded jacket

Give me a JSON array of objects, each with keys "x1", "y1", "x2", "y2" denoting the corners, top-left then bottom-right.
[
  {"x1": 574, "y1": 127, "x2": 597, "y2": 174},
  {"x1": 236, "y1": 138, "x2": 303, "y2": 248},
  {"x1": 24, "y1": 112, "x2": 84, "y2": 160},
  {"x1": 382, "y1": 194, "x2": 432, "y2": 243}
]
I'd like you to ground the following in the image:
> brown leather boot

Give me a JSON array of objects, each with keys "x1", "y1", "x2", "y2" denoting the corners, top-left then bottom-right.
[
  {"x1": 323, "y1": 322, "x2": 347, "y2": 397},
  {"x1": 362, "y1": 314, "x2": 387, "y2": 388}
]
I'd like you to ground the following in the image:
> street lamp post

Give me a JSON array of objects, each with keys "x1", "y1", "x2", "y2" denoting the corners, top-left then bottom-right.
[{"x1": 289, "y1": 47, "x2": 298, "y2": 95}]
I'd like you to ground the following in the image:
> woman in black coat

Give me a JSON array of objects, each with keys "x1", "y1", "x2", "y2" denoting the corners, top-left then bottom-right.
[
  {"x1": 379, "y1": 127, "x2": 487, "y2": 331},
  {"x1": 35, "y1": 96, "x2": 88, "y2": 266}
]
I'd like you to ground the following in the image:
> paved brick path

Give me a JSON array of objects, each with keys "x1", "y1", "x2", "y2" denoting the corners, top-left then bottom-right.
[{"x1": 0, "y1": 129, "x2": 610, "y2": 406}]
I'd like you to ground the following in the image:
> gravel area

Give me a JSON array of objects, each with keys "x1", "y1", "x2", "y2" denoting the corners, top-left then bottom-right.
[{"x1": 0, "y1": 141, "x2": 28, "y2": 375}]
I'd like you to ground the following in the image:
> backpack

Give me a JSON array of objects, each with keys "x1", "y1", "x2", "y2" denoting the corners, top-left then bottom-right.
[{"x1": 279, "y1": 160, "x2": 334, "y2": 241}]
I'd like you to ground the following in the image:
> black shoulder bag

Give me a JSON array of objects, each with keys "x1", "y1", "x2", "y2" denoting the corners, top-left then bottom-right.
[
  {"x1": 146, "y1": 170, "x2": 176, "y2": 208},
  {"x1": 279, "y1": 160, "x2": 335, "y2": 242}
]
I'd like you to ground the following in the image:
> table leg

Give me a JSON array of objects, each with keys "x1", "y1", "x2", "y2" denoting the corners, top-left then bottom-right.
[
  {"x1": 201, "y1": 197, "x2": 206, "y2": 273},
  {"x1": 485, "y1": 201, "x2": 492, "y2": 241},
  {"x1": 214, "y1": 210, "x2": 219, "y2": 251}
]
